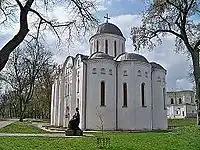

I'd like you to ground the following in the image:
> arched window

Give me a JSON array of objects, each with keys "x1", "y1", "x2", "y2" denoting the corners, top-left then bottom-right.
[
  {"x1": 114, "y1": 40, "x2": 117, "y2": 57},
  {"x1": 179, "y1": 98, "x2": 182, "y2": 104},
  {"x1": 97, "y1": 40, "x2": 99, "y2": 52},
  {"x1": 105, "y1": 40, "x2": 108, "y2": 54},
  {"x1": 141, "y1": 83, "x2": 145, "y2": 107},
  {"x1": 101, "y1": 81, "x2": 105, "y2": 106},
  {"x1": 171, "y1": 98, "x2": 174, "y2": 104},
  {"x1": 123, "y1": 83, "x2": 127, "y2": 107}
]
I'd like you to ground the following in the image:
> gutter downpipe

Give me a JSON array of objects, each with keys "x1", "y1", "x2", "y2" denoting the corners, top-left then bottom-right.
[
  {"x1": 82, "y1": 60, "x2": 87, "y2": 130},
  {"x1": 151, "y1": 68, "x2": 154, "y2": 130},
  {"x1": 116, "y1": 62, "x2": 118, "y2": 130}
]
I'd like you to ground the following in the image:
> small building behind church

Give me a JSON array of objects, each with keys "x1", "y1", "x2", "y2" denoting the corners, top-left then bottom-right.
[
  {"x1": 50, "y1": 20, "x2": 168, "y2": 130},
  {"x1": 167, "y1": 90, "x2": 197, "y2": 119}
]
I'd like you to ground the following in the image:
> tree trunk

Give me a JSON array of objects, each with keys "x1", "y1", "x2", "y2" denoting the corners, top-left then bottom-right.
[
  {"x1": 191, "y1": 51, "x2": 200, "y2": 125},
  {"x1": 19, "y1": 97, "x2": 24, "y2": 122}
]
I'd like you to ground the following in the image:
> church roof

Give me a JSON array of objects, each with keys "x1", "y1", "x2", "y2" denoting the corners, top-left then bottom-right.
[
  {"x1": 75, "y1": 54, "x2": 89, "y2": 60},
  {"x1": 96, "y1": 22, "x2": 123, "y2": 37},
  {"x1": 89, "y1": 52, "x2": 114, "y2": 59},
  {"x1": 150, "y1": 62, "x2": 166, "y2": 71},
  {"x1": 115, "y1": 53, "x2": 148, "y2": 63}
]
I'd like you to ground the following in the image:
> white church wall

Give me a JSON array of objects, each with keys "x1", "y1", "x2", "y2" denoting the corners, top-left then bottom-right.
[
  {"x1": 117, "y1": 61, "x2": 135, "y2": 130},
  {"x1": 152, "y1": 69, "x2": 167, "y2": 129},
  {"x1": 54, "y1": 77, "x2": 59, "y2": 126},
  {"x1": 80, "y1": 61, "x2": 87, "y2": 130},
  {"x1": 117, "y1": 61, "x2": 152, "y2": 130},
  {"x1": 86, "y1": 59, "x2": 116, "y2": 130},
  {"x1": 57, "y1": 72, "x2": 64, "y2": 126},
  {"x1": 74, "y1": 56, "x2": 85, "y2": 130},
  {"x1": 134, "y1": 62, "x2": 152, "y2": 130},
  {"x1": 50, "y1": 83, "x2": 55, "y2": 125},
  {"x1": 62, "y1": 57, "x2": 74, "y2": 127},
  {"x1": 63, "y1": 71, "x2": 70, "y2": 127}
]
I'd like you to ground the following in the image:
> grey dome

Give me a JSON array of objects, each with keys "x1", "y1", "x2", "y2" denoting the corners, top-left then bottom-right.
[
  {"x1": 89, "y1": 52, "x2": 114, "y2": 59},
  {"x1": 116, "y1": 53, "x2": 148, "y2": 63},
  {"x1": 96, "y1": 23, "x2": 123, "y2": 37},
  {"x1": 150, "y1": 62, "x2": 165, "y2": 70}
]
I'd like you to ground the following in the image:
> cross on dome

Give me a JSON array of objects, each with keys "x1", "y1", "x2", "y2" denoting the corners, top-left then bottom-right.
[{"x1": 104, "y1": 13, "x2": 110, "y2": 23}]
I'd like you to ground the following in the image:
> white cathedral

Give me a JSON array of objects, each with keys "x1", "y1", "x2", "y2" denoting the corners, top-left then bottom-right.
[{"x1": 50, "y1": 19, "x2": 168, "y2": 130}]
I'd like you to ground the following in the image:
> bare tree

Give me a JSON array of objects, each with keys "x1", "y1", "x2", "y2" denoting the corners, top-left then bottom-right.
[
  {"x1": 1, "y1": 41, "x2": 53, "y2": 121},
  {"x1": 0, "y1": 0, "x2": 98, "y2": 72},
  {"x1": 131, "y1": 0, "x2": 200, "y2": 124},
  {"x1": 30, "y1": 63, "x2": 55, "y2": 119}
]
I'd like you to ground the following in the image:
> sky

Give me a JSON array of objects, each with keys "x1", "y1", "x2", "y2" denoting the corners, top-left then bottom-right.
[{"x1": 0, "y1": 0, "x2": 194, "y2": 91}]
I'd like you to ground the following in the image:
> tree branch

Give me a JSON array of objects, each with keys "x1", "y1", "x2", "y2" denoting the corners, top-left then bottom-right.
[
  {"x1": 194, "y1": 40, "x2": 200, "y2": 51},
  {"x1": 15, "y1": 0, "x2": 23, "y2": 10}
]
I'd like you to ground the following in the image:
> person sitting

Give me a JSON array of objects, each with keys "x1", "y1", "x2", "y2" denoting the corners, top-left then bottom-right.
[{"x1": 68, "y1": 107, "x2": 80, "y2": 130}]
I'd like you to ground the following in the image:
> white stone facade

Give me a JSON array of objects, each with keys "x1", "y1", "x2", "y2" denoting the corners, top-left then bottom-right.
[
  {"x1": 51, "y1": 22, "x2": 168, "y2": 130},
  {"x1": 167, "y1": 90, "x2": 197, "y2": 119}
]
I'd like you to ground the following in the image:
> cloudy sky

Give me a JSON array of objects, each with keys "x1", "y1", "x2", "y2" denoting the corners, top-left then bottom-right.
[{"x1": 0, "y1": 0, "x2": 194, "y2": 91}]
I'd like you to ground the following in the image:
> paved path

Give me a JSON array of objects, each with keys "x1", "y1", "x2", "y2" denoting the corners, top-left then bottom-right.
[
  {"x1": 0, "y1": 133, "x2": 94, "y2": 138},
  {"x1": 0, "y1": 119, "x2": 18, "y2": 129},
  {"x1": 0, "y1": 119, "x2": 94, "y2": 138}
]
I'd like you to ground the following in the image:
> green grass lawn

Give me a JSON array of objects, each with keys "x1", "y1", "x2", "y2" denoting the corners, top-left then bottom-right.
[
  {"x1": 0, "y1": 119, "x2": 199, "y2": 150},
  {"x1": 168, "y1": 118, "x2": 196, "y2": 127},
  {"x1": 0, "y1": 126, "x2": 200, "y2": 150},
  {"x1": 0, "y1": 122, "x2": 48, "y2": 134}
]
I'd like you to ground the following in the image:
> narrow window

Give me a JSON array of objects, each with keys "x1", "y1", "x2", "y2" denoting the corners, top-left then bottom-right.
[
  {"x1": 141, "y1": 83, "x2": 145, "y2": 107},
  {"x1": 114, "y1": 40, "x2": 117, "y2": 57},
  {"x1": 101, "y1": 81, "x2": 105, "y2": 106},
  {"x1": 67, "y1": 84, "x2": 70, "y2": 96},
  {"x1": 123, "y1": 70, "x2": 128, "y2": 76},
  {"x1": 176, "y1": 108, "x2": 180, "y2": 115},
  {"x1": 92, "y1": 68, "x2": 97, "y2": 74},
  {"x1": 123, "y1": 83, "x2": 127, "y2": 107},
  {"x1": 122, "y1": 43, "x2": 124, "y2": 52},
  {"x1": 137, "y1": 70, "x2": 141, "y2": 77},
  {"x1": 77, "y1": 71, "x2": 79, "y2": 77},
  {"x1": 77, "y1": 79, "x2": 79, "y2": 93},
  {"x1": 109, "y1": 69, "x2": 112, "y2": 75},
  {"x1": 77, "y1": 98, "x2": 79, "y2": 108},
  {"x1": 179, "y1": 98, "x2": 182, "y2": 104},
  {"x1": 157, "y1": 76, "x2": 161, "y2": 82},
  {"x1": 97, "y1": 40, "x2": 99, "y2": 52},
  {"x1": 182, "y1": 111, "x2": 184, "y2": 116},
  {"x1": 77, "y1": 60, "x2": 80, "y2": 67},
  {"x1": 145, "y1": 72, "x2": 148, "y2": 78},
  {"x1": 101, "y1": 68, "x2": 105, "y2": 74},
  {"x1": 171, "y1": 98, "x2": 174, "y2": 104},
  {"x1": 163, "y1": 88, "x2": 166, "y2": 109},
  {"x1": 176, "y1": 111, "x2": 179, "y2": 115},
  {"x1": 105, "y1": 40, "x2": 108, "y2": 54}
]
